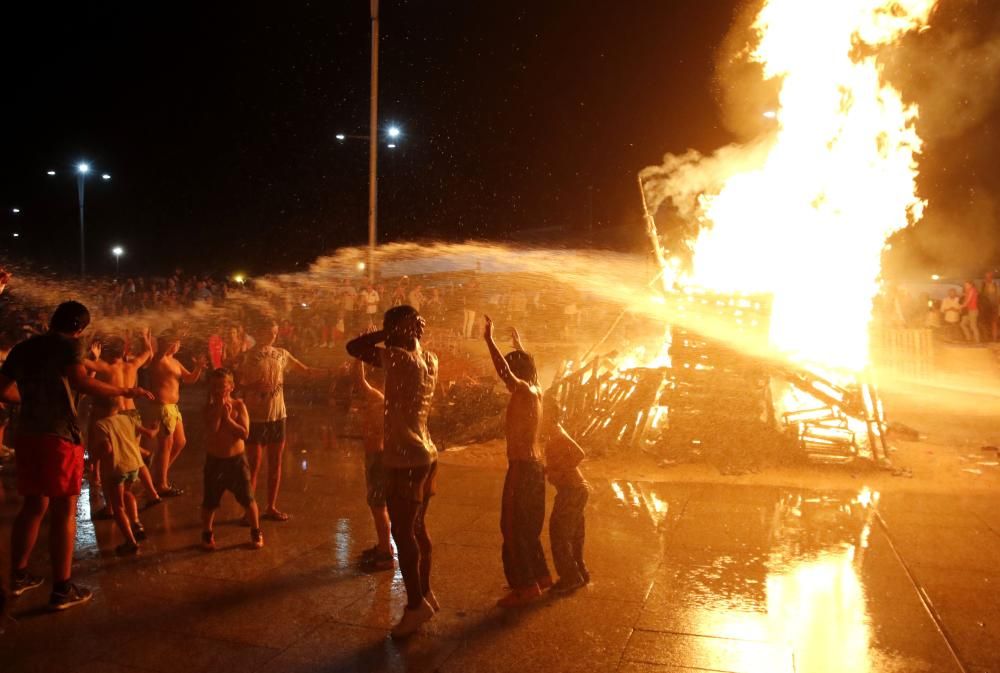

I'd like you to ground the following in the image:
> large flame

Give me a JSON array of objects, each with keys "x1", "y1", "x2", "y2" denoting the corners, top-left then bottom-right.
[{"x1": 649, "y1": 0, "x2": 938, "y2": 374}]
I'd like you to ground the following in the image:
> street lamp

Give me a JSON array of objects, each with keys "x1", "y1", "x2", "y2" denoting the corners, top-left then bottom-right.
[
  {"x1": 112, "y1": 246, "x2": 124, "y2": 276},
  {"x1": 49, "y1": 161, "x2": 111, "y2": 276},
  {"x1": 11, "y1": 208, "x2": 20, "y2": 214}
]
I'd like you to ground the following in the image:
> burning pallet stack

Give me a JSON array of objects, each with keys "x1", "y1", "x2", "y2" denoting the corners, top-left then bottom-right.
[{"x1": 548, "y1": 288, "x2": 892, "y2": 466}]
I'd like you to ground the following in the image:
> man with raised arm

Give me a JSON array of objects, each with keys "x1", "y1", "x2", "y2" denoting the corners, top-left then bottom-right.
[
  {"x1": 149, "y1": 331, "x2": 207, "y2": 496},
  {"x1": 0, "y1": 301, "x2": 153, "y2": 610},
  {"x1": 347, "y1": 305, "x2": 439, "y2": 638}
]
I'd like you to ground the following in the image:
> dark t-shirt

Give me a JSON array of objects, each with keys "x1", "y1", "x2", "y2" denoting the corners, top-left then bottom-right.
[{"x1": 0, "y1": 333, "x2": 84, "y2": 443}]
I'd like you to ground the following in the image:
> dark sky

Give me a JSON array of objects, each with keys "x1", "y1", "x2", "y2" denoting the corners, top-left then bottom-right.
[{"x1": 0, "y1": 1, "x2": 996, "y2": 278}]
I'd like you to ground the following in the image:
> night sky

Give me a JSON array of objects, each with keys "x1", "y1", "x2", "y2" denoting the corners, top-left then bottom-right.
[{"x1": 1, "y1": 1, "x2": 997, "y2": 278}]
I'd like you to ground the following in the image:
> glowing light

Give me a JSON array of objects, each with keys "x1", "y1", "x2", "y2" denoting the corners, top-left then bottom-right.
[
  {"x1": 46, "y1": 170, "x2": 56, "y2": 176},
  {"x1": 12, "y1": 233, "x2": 19, "y2": 238},
  {"x1": 647, "y1": 0, "x2": 939, "y2": 375},
  {"x1": 335, "y1": 133, "x2": 346, "y2": 141},
  {"x1": 112, "y1": 246, "x2": 124, "y2": 257},
  {"x1": 387, "y1": 125, "x2": 401, "y2": 138},
  {"x1": 11, "y1": 208, "x2": 19, "y2": 214},
  {"x1": 77, "y1": 162, "x2": 90, "y2": 174},
  {"x1": 930, "y1": 274, "x2": 940, "y2": 281},
  {"x1": 101, "y1": 173, "x2": 111, "y2": 180},
  {"x1": 387, "y1": 143, "x2": 397, "y2": 149},
  {"x1": 357, "y1": 261, "x2": 366, "y2": 271},
  {"x1": 232, "y1": 274, "x2": 246, "y2": 284},
  {"x1": 762, "y1": 110, "x2": 777, "y2": 119}
]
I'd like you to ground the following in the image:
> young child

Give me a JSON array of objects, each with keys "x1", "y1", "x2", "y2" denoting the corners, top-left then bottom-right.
[
  {"x1": 483, "y1": 316, "x2": 552, "y2": 607},
  {"x1": 353, "y1": 358, "x2": 393, "y2": 571},
  {"x1": 544, "y1": 399, "x2": 591, "y2": 593},
  {"x1": 91, "y1": 410, "x2": 159, "y2": 555},
  {"x1": 201, "y1": 368, "x2": 263, "y2": 550}
]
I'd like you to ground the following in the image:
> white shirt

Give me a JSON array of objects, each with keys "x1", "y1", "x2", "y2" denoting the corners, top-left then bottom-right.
[
  {"x1": 241, "y1": 346, "x2": 290, "y2": 422},
  {"x1": 361, "y1": 289, "x2": 380, "y2": 314},
  {"x1": 941, "y1": 296, "x2": 961, "y2": 324},
  {"x1": 379, "y1": 345, "x2": 438, "y2": 468}
]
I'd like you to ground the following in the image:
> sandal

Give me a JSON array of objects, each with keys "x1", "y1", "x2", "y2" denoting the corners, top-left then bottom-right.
[
  {"x1": 262, "y1": 510, "x2": 289, "y2": 522},
  {"x1": 159, "y1": 486, "x2": 185, "y2": 498}
]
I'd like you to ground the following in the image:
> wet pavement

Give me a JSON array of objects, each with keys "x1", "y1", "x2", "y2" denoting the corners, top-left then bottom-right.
[{"x1": 0, "y1": 404, "x2": 996, "y2": 673}]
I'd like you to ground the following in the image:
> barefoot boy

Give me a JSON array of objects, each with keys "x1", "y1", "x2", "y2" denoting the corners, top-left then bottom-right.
[
  {"x1": 353, "y1": 357, "x2": 393, "y2": 571},
  {"x1": 239, "y1": 318, "x2": 324, "y2": 522},
  {"x1": 483, "y1": 317, "x2": 552, "y2": 607},
  {"x1": 347, "y1": 305, "x2": 439, "y2": 638},
  {"x1": 149, "y1": 331, "x2": 207, "y2": 496},
  {"x1": 544, "y1": 410, "x2": 590, "y2": 593},
  {"x1": 201, "y1": 368, "x2": 263, "y2": 550}
]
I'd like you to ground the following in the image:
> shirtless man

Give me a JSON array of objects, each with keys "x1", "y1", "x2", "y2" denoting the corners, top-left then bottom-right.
[
  {"x1": 239, "y1": 318, "x2": 325, "y2": 521},
  {"x1": 484, "y1": 315, "x2": 552, "y2": 607},
  {"x1": 86, "y1": 333, "x2": 160, "y2": 514},
  {"x1": 149, "y1": 331, "x2": 207, "y2": 496}
]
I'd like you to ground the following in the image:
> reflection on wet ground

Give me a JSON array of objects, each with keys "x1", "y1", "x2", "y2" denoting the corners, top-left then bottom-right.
[{"x1": 0, "y1": 404, "x2": 979, "y2": 672}]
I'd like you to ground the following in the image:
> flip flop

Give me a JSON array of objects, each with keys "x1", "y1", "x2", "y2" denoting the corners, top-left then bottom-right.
[{"x1": 263, "y1": 511, "x2": 290, "y2": 522}]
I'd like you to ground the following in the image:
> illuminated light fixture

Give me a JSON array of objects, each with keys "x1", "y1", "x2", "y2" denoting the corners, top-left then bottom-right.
[
  {"x1": 101, "y1": 173, "x2": 111, "y2": 180},
  {"x1": 387, "y1": 125, "x2": 401, "y2": 138},
  {"x1": 12, "y1": 233, "x2": 19, "y2": 238},
  {"x1": 112, "y1": 246, "x2": 124, "y2": 257},
  {"x1": 762, "y1": 110, "x2": 777, "y2": 119},
  {"x1": 11, "y1": 208, "x2": 19, "y2": 214},
  {"x1": 357, "y1": 261, "x2": 366, "y2": 271},
  {"x1": 335, "y1": 133, "x2": 346, "y2": 141},
  {"x1": 931, "y1": 274, "x2": 940, "y2": 281},
  {"x1": 232, "y1": 274, "x2": 246, "y2": 284},
  {"x1": 47, "y1": 170, "x2": 56, "y2": 176},
  {"x1": 387, "y1": 143, "x2": 396, "y2": 149},
  {"x1": 77, "y1": 162, "x2": 90, "y2": 174}
]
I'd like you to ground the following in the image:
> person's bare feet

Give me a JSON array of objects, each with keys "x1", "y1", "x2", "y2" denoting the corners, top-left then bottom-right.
[{"x1": 263, "y1": 509, "x2": 289, "y2": 522}]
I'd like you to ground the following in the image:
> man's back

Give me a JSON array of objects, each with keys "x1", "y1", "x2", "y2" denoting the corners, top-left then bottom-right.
[
  {"x1": 0, "y1": 333, "x2": 83, "y2": 442},
  {"x1": 381, "y1": 345, "x2": 438, "y2": 468},
  {"x1": 150, "y1": 356, "x2": 181, "y2": 404}
]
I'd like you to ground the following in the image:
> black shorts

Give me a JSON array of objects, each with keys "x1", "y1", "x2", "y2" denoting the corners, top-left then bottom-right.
[
  {"x1": 248, "y1": 418, "x2": 286, "y2": 445},
  {"x1": 202, "y1": 453, "x2": 254, "y2": 510},
  {"x1": 385, "y1": 461, "x2": 438, "y2": 504}
]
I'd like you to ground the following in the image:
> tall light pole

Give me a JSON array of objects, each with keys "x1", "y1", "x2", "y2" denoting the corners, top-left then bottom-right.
[
  {"x1": 368, "y1": 0, "x2": 380, "y2": 283},
  {"x1": 59, "y1": 162, "x2": 111, "y2": 276},
  {"x1": 112, "y1": 246, "x2": 124, "y2": 276}
]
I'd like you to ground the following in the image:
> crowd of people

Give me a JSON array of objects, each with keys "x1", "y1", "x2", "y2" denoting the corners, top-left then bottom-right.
[
  {"x1": 886, "y1": 271, "x2": 1000, "y2": 345},
  {"x1": 0, "y1": 265, "x2": 592, "y2": 639}
]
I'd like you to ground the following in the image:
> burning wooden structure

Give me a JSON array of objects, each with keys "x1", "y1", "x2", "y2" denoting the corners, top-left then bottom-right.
[{"x1": 548, "y1": 287, "x2": 891, "y2": 467}]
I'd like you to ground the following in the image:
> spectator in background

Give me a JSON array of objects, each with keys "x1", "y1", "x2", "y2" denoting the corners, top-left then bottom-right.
[
  {"x1": 462, "y1": 278, "x2": 480, "y2": 339},
  {"x1": 408, "y1": 284, "x2": 426, "y2": 313},
  {"x1": 960, "y1": 280, "x2": 981, "y2": 344},
  {"x1": 361, "y1": 283, "x2": 380, "y2": 328},
  {"x1": 982, "y1": 271, "x2": 999, "y2": 342},
  {"x1": 940, "y1": 288, "x2": 961, "y2": 338}
]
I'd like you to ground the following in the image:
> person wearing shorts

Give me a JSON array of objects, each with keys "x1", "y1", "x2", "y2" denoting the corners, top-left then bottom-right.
[
  {"x1": 0, "y1": 302, "x2": 152, "y2": 611},
  {"x1": 155, "y1": 402, "x2": 182, "y2": 438},
  {"x1": 239, "y1": 319, "x2": 323, "y2": 522},
  {"x1": 92, "y1": 413, "x2": 150, "y2": 556},
  {"x1": 347, "y1": 305, "x2": 439, "y2": 638},
  {"x1": 201, "y1": 368, "x2": 262, "y2": 550}
]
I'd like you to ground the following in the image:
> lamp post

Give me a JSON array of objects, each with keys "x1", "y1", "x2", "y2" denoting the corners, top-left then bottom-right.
[
  {"x1": 112, "y1": 246, "x2": 124, "y2": 276},
  {"x1": 368, "y1": 0, "x2": 380, "y2": 283},
  {"x1": 50, "y1": 162, "x2": 111, "y2": 276}
]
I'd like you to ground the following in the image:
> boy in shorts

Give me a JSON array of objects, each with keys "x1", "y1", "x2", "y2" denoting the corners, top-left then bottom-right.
[
  {"x1": 91, "y1": 410, "x2": 159, "y2": 556},
  {"x1": 544, "y1": 412, "x2": 591, "y2": 594},
  {"x1": 201, "y1": 368, "x2": 263, "y2": 550},
  {"x1": 353, "y1": 358, "x2": 393, "y2": 571}
]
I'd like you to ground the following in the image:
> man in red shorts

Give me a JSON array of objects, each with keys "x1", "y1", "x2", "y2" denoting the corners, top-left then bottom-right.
[{"x1": 0, "y1": 301, "x2": 152, "y2": 611}]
